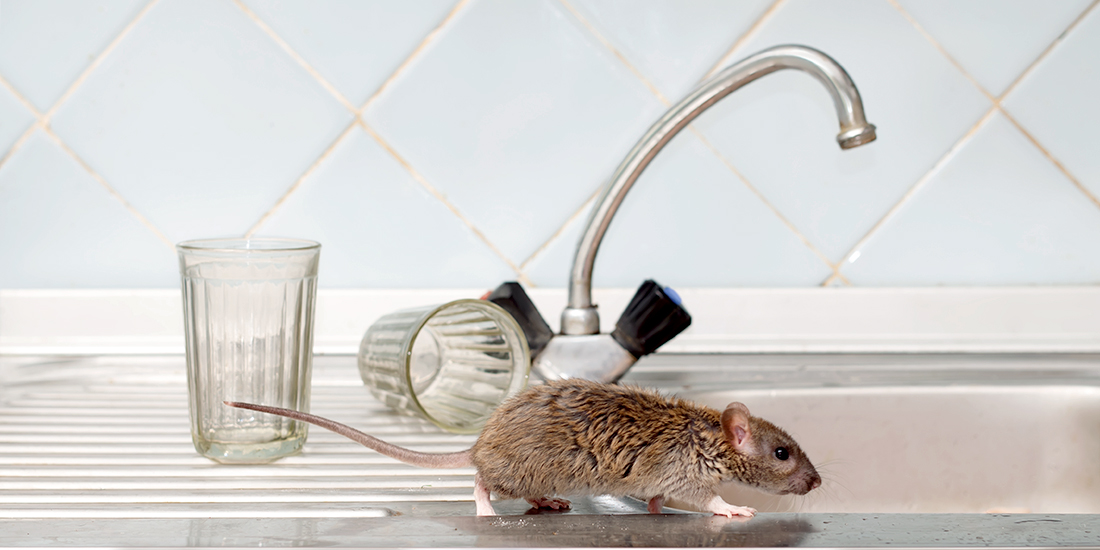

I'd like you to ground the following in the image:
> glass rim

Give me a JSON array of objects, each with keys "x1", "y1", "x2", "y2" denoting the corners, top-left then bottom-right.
[
  {"x1": 177, "y1": 237, "x2": 321, "y2": 253},
  {"x1": 402, "y1": 299, "x2": 530, "y2": 434}
]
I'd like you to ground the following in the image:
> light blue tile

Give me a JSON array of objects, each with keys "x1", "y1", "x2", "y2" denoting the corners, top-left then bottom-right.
[
  {"x1": 364, "y1": 0, "x2": 667, "y2": 266},
  {"x1": 897, "y1": 0, "x2": 1092, "y2": 97},
  {"x1": 0, "y1": 0, "x2": 148, "y2": 112},
  {"x1": 690, "y1": 0, "x2": 991, "y2": 262},
  {"x1": 843, "y1": 112, "x2": 1100, "y2": 286},
  {"x1": 0, "y1": 131, "x2": 178, "y2": 288},
  {"x1": 524, "y1": 130, "x2": 833, "y2": 288},
  {"x1": 522, "y1": 199, "x2": 593, "y2": 289},
  {"x1": 49, "y1": 0, "x2": 354, "y2": 244},
  {"x1": 567, "y1": 0, "x2": 772, "y2": 100},
  {"x1": 1003, "y1": 5, "x2": 1100, "y2": 200},
  {"x1": 241, "y1": 0, "x2": 457, "y2": 107},
  {"x1": 0, "y1": 82, "x2": 36, "y2": 155},
  {"x1": 258, "y1": 126, "x2": 516, "y2": 288}
]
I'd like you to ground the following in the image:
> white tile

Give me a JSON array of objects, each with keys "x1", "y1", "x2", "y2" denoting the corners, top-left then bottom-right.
[
  {"x1": 364, "y1": 0, "x2": 667, "y2": 266},
  {"x1": 524, "y1": 130, "x2": 833, "y2": 288},
  {"x1": 240, "y1": 0, "x2": 457, "y2": 107},
  {"x1": 258, "y1": 126, "x2": 516, "y2": 288},
  {"x1": 843, "y1": 112, "x2": 1100, "y2": 286},
  {"x1": 49, "y1": 0, "x2": 354, "y2": 244},
  {"x1": 567, "y1": 0, "x2": 772, "y2": 100},
  {"x1": 896, "y1": 0, "x2": 1091, "y2": 97},
  {"x1": 0, "y1": 0, "x2": 148, "y2": 112},
  {"x1": 0, "y1": 82, "x2": 36, "y2": 155},
  {"x1": 690, "y1": 0, "x2": 991, "y2": 262},
  {"x1": 0, "y1": 131, "x2": 178, "y2": 288},
  {"x1": 1003, "y1": 4, "x2": 1100, "y2": 200}
]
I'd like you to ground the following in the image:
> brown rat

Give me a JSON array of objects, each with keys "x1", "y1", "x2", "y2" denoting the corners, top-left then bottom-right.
[{"x1": 226, "y1": 378, "x2": 820, "y2": 517}]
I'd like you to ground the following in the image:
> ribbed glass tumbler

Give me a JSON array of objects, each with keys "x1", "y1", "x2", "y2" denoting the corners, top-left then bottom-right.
[
  {"x1": 177, "y1": 238, "x2": 320, "y2": 464},
  {"x1": 358, "y1": 300, "x2": 530, "y2": 434}
]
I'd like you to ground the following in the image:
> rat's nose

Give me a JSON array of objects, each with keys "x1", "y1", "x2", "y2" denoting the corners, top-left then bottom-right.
[{"x1": 810, "y1": 477, "x2": 822, "y2": 491}]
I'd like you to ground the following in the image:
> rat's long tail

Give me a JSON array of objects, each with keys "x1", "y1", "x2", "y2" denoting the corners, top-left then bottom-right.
[{"x1": 224, "y1": 401, "x2": 472, "y2": 469}]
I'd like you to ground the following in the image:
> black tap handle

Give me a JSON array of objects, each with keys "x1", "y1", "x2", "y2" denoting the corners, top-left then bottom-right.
[
  {"x1": 486, "y1": 282, "x2": 554, "y2": 359},
  {"x1": 611, "y1": 280, "x2": 692, "y2": 358}
]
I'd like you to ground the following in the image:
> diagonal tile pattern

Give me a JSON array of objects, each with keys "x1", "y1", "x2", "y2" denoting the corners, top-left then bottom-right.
[
  {"x1": 239, "y1": 0, "x2": 458, "y2": 107},
  {"x1": 1002, "y1": 3, "x2": 1100, "y2": 201},
  {"x1": 364, "y1": 0, "x2": 667, "y2": 266},
  {"x1": 0, "y1": 78, "x2": 36, "y2": 157},
  {"x1": 565, "y1": 0, "x2": 773, "y2": 101},
  {"x1": 525, "y1": 129, "x2": 832, "y2": 288},
  {"x1": 0, "y1": 0, "x2": 149, "y2": 112},
  {"x1": 1, "y1": 0, "x2": 1098, "y2": 289},
  {"x1": 895, "y1": 0, "x2": 1093, "y2": 98},
  {"x1": 259, "y1": 126, "x2": 515, "y2": 288},
  {"x1": 0, "y1": 131, "x2": 178, "y2": 288},
  {"x1": 49, "y1": 0, "x2": 354, "y2": 245},
  {"x1": 690, "y1": 0, "x2": 991, "y2": 263},
  {"x1": 843, "y1": 112, "x2": 1100, "y2": 285}
]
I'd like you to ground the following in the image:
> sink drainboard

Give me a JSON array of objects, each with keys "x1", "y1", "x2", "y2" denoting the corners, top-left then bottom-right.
[{"x1": 0, "y1": 355, "x2": 478, "y2": 519}]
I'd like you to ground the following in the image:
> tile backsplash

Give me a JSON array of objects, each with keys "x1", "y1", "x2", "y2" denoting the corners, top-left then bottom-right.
[{"x1": 1, "y1": 0, "x2": 1099, "y2": 290}]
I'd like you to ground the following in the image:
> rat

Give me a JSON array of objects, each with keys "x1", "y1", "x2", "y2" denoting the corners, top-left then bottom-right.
[{"x1": 226, "y1": 378, "x2": 821, "y2": 517}]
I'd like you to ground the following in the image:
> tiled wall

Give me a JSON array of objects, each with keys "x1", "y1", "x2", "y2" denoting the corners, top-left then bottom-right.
[{"x1": 1, "y1": 0, "x2": 1099, "y2": 290}]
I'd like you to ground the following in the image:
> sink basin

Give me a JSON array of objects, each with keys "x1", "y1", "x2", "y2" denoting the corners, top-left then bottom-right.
[
  {"x1": 682, "y1": 384, "x2": 1100, "y2": 514},
  {"x1": 621, "y1": 353, "x2": 1100, "y2": 515}
]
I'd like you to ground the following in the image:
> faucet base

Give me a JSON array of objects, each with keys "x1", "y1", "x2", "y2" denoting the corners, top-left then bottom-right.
[
  {"x1": 533, "y1": 334, "x2": 637, "y2": 383},
  {"x1": 560, "y1": 306, "x2": 600, "y2": 335}
]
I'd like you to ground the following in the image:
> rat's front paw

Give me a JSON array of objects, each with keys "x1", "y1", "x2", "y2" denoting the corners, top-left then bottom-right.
[{"x1": 705, "y1": 496, "x2": 756, "y2": 518}]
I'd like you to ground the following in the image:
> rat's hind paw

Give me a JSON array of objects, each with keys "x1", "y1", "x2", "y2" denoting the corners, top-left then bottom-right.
[
  {"x1": 705, "y1": 496, "x2": 756, "y2": 518},
  {"x1": 527, "y1": 497, "x2": 571, "y2": 511}
]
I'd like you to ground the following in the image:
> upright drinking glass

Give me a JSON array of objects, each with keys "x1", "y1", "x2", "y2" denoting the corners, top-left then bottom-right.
[{"x1": 177, "y1": 238, "x2": 320, "y2": 463}]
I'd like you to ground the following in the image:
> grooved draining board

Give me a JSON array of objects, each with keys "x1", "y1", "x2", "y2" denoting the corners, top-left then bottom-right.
[{"x1": 0, "y1": 355, "x2": 477, "y2": 519}]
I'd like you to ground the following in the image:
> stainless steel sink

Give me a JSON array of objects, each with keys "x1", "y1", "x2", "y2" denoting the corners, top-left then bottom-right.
[
  {"x1": 681, "y1": 382, "x2": 1100, "y2": 514},
  {"x1": 3, "y1": 352, "x2": 1100, "y2": 548}
]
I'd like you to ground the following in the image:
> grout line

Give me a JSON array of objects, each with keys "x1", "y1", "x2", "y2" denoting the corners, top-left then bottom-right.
[
  {"x1": 4, "y1": 0, "x2": 175, "y2": 250},
  {"x1": 689, "y1": 127, "x2": 837, "y2": 272},
  {"x1": 888, "y1": 0, "x2": 996, "y2": 103},
  {"x1": 702, "y1": 0, "x2": 787, "y2": 81},
  {"x1": 0, "y1": 75, "x2": 43, "y2": 118},
  {"x1": 245, "y1": 119, "x2": 362, "y2": 237},
  {"x1": 836, "y1": 107, "x2": 1000, "y2": 269},
  {"x1": 41, "y1": 127, "x2": 175, "y2": 249},
  {"x1": 517, "y1": 186, "x2": 603, "y2": 274},
  {"x1": 0, "y1": 123, "x2": 41, "y2": 174},
  {"x1": 557, "y1": 0, "x2": 670, "y2": 106},
  {"x1": 43, "y1": 0, "x2": 159, "y2": 123},
  {"x1": 360, "y1": 0, "x2": 470, "y2": 114},
  {"x1": 879, "y1": 0, "x2": 1100, "y2": 246},
  {"x1": 1001, "y1": 110, "x2": 1100, "y2": 211},
  {"x1": 996, "y1": 0, "x2": 1098, "y2": 104},
  {"x1": 233, "y1": 0, "x2": 357, "y2": 113},
  {"x1": 238, "y1": 0, "x2": 467, "y2": 240},
  {"x1": 360, "y1": 121, "x2": 525, "y2": 278}
]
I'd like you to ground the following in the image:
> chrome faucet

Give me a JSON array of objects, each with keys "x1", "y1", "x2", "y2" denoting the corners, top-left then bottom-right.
[{"x1": 533, "y1": 45, "x2": 877, "y2": 382}]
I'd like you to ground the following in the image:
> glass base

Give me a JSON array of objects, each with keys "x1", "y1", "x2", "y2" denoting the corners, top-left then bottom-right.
[{"x1": 193, "y1": 434, "x2": 306, "y2": 464}]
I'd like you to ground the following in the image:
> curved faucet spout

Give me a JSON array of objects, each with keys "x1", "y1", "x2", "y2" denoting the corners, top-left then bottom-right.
[{"x1": 561, "y1": 45, "x2": 876, "y2": 335}]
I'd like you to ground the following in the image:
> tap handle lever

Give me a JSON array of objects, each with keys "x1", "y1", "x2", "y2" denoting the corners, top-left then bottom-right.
[{"x1": 611, "y1": 280, "x2": 692, "y2": 358}]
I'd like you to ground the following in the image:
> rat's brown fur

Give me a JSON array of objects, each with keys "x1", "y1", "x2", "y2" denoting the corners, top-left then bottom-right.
[{"x1": 471, "y1": 379, "x2": 817, "y2": 508}]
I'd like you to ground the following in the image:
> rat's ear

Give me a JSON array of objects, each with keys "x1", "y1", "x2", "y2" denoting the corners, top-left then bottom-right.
[{"x1": 721, "y1": 402, "x2": 754, "y2": 452}]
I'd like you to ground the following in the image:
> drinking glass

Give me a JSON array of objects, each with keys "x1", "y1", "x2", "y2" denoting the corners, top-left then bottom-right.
[
  {"x1": 358, "y1": 299, "x2": 530, "y2": 434},
  {"x1": 178, "y1": 238, "x2": 320, "y2": 463}
]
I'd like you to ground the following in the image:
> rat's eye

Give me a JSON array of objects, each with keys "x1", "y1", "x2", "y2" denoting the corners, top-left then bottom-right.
[{"x1": 774, "y1": 447, "x2": 789, "y2": 461}]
